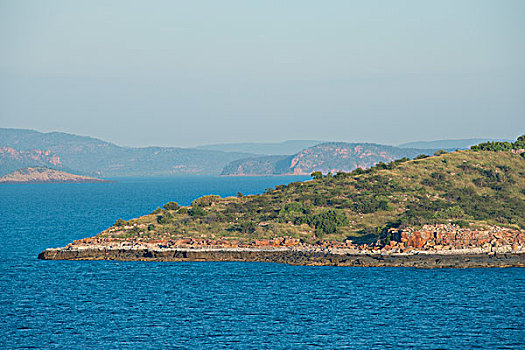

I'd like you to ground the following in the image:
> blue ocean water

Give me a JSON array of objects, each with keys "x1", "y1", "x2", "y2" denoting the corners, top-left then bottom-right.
[{"x1": 1, "y1": 176, "x2": 523, "y2": 349}]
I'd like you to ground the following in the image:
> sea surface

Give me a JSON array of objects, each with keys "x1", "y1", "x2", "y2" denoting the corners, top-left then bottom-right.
[{"x1": 1, "y1": 176, "x2": 523, "y2": 349}]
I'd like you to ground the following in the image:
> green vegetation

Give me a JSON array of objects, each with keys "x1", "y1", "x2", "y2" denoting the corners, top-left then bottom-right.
[
  {"x1": 470, "y1": 135, "x2": 525, "y2": 154},
  {"x1": 102, "y1": 136, "x2": 525, "y2": 244},
  {"x1": 114, "y1": 218, "x2": 127, "y2": 227},
  {"x1": 311, "y1": 171, "x2": 323, "y2": 180},
  {"x1": 163, "y1": 201, "x2": 180, "y2": 210}
]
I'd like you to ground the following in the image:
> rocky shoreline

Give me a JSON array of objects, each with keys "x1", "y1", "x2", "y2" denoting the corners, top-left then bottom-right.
[
  {"x1": 38, "y1": 224, "x2": 525, "y2": 268},
  {"x1": 38, "y1": 244, "x2": 525, "y2": 268}
]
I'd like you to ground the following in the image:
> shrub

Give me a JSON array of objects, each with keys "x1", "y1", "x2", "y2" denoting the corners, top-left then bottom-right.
[
  {"x1": 163, "y1": 201, "x2": 180, "y2": 210},
  {"x1": 192, "y1": 195, "x2": 220, "y2": 207},
  {"x1": 157, "y1": 212, "x2": 173, "y2": 224},
  {"x1": 453, "y1": 220, "x2": 469, "y2": 228},
  {"x1": 334, "y1": 172, "x2": 351, "y2": 179},
  {"x1": 235, "y1": 221, "x2": 257, "y2": 234},
  {"x1": 430, "y1": 172, "x2": 445, "y2": 180},
  {"x1": 188, "y1": 206, "x2": 206, "y2": 217},
  {"x1": 308, "y1": 209, "x2": 349, "y2": 236},
  {"x1": 434, "y1": 205, "x2": 468, "y2": 220},
  {"x1": 313, "y1": 196, "x2": 329, "y2": 206},
  {"x1": 114, "y1": 218, "x2": 127, "y2": 227},
  {"x1": 353, "y1": 195, "x2": 391, "y2": 213},
  {"x1": 278, "y1": 202, "x2": 310, "y2": 223},
  {"x1": 152, "y1": 207, "x2": 163, "y2": 214}
]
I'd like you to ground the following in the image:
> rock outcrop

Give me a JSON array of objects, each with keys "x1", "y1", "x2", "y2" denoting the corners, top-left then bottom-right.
[{"x1": 386, "y1": 224, "x2": 525, "y2": 252}]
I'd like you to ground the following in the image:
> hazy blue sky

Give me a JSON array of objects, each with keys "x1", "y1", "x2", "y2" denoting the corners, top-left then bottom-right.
[{"x1": 1, "y1": 0, "x2": 523, "y2": 147}]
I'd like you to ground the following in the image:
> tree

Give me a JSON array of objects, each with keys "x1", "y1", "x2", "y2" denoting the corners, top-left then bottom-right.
[
  {"x1": 311, "y1": 171, "x2": 323, "y2": 180},
  {"x1": 163, "y1": 201, "x2": 180, "y2": 210}
]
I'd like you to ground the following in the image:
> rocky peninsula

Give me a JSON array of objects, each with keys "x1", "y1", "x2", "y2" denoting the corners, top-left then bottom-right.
[{"x1": 38, "y1": 140, "x2": 525, "y2": 268}]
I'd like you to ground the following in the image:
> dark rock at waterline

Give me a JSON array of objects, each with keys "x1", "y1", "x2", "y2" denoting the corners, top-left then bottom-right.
[{"x1": 38, "y1": 247, "x2": 525, "y2": 268}]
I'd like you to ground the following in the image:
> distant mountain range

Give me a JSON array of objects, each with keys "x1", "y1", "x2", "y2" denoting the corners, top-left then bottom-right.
[
  {"x1": 0, "y1": 128, "x2": 511, "y2": 177},
  {"x1": 0, "y1": 128, "x2": 254, "y2": 176},
  {"x1": 221, "y1": 142, "x2": 438, "y2": 175}
]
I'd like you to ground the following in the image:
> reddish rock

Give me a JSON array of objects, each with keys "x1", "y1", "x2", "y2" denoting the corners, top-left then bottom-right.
[{"x1": 388, "y1": 224, "x2": 523, "y2": 251}]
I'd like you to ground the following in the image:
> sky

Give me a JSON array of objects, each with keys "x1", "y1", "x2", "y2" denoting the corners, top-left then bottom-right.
[{"x1": 1, "y1": 0, "x2": 524, "y2": 147}]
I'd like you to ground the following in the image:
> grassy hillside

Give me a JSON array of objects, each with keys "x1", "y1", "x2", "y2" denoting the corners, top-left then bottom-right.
[{"x1": 100, "y1": 138, "x2": 525, "y2": 245}]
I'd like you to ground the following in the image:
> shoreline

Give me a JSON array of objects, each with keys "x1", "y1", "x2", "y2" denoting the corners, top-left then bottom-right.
[{"x1": 38, "y1": 245, "x2": 525, "y2": 268}]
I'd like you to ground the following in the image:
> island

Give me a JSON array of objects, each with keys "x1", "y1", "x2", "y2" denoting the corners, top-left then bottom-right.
[
  {"x1": 39, "y1": 137, "x2": 525, "y2": 268},
  {"x1": 0, "y1": 167, "x2": 111, "y2": 184}
]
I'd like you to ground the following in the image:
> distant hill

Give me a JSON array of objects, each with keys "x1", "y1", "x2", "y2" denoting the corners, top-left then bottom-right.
[
  {"x1": 221, "y1": 142, "x2": 436, "y2": 175},
  {"x1": 3, "y1": 129, "x2": 516, "y2": 177},
  {"x1": 221, "y1": 155, "x2": 291, "y2": 176},
  {"x1": 398, "y1": 138, "x2": 512, "y2": 150},
  {"x1": 196, "y1": 140, "x2": 324, "y2": 155},
  {"x1": 0, "y1": 147, "x2": 69, "y2": 176},
  {"x1": 0, "y1": 167, "x2": 110, "y2": 184},
  {"x1": 0, "y1": 128, "x2": 256, "y2": 176}
]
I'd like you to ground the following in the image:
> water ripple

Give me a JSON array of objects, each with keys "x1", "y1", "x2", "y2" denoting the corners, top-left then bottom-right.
[{"x1": 1, "y1": 178, "x2": 524, "y2": 349}]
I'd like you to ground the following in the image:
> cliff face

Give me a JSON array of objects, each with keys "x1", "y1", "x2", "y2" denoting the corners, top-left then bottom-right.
[
  {"x1": 0, "y1": 167, "x2": 110, "y2": 184},
  {"x1": 222, "y1": 143, "x2": 434, "y2": 175},
  {"x1": 386, "y1": 224, "x2": 525, "y2": 252}
]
